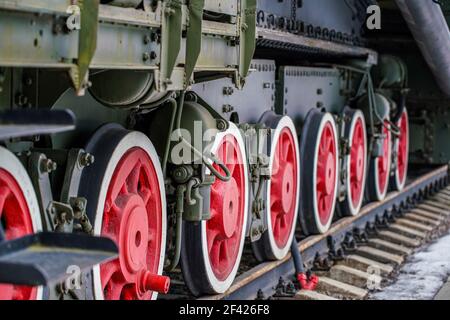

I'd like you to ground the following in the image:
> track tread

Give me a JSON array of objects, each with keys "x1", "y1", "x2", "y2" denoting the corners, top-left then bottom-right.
[
  {"x1": 317, "y1": 276, "x2": 368, "y2": 300},
  {"x1": 377, "y1": 230, "x2": 422, "y2": 247},
  {"x1": 329, "y1": 265, "x2": 381, "y2": 289},
  {"x1": 339, "y1": 255, "x2": 394, "y2": 276},
  {"x1": 294, "y1": 290, "x2": 339, "y2": 301},
  {"x1": 355, "y1": 246, "x2": 404, "y2": 266},
  {"x1": 367, "y1": 238, "x2": 413, "y2": 256}
]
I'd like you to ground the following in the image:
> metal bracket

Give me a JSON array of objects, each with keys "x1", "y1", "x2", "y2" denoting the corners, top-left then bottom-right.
[
  {"x1": 28, "y1": 152, "x2": 56, "y2": 232},
  {"x1": 237, "y1": 0, "x2": 257, "y2": 88},
  {"x1": 60, "y1": 149, "x2": 94, "y2": 203},
  {"x1": 69, "y1": 0, "x2": 99, "y2": 95},
  {"x1": 47, "y1": 201, "x2": 74, "y2": 233},
  {"x1": 185, "y1": 0, "x2": 205, "y2": 85},
  {"x1": 60, "y1": 149, "x2": 94, "y2": 235},
  {"x1": 240, "y1": 123, "x2": 271, "y2": 241},
  {"x1": 159, "y1": 0, "x2": 183, "y2": 91}
]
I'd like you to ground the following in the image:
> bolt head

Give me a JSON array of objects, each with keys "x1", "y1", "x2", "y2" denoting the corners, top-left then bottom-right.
[
  {"x1": 79, "y1": 153, "x2": 95, "y2": 167},
  {"x1": 216, "y1": 120, "x2": 227, "y2": 131}
]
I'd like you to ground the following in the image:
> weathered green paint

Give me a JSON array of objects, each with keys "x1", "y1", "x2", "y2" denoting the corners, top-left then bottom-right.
[
  {"x1": 160, "y1": 0, "x2": 183, "y2": 90},
  {"x1": 70, "y1": 0, "x2": 99, "y2": 95},
  {"x1": 185, "y1": 0, "x2": 204, "y2": 85},
  {"x1": 238, "y1": 0, "x2": 256, "y2": 87}
]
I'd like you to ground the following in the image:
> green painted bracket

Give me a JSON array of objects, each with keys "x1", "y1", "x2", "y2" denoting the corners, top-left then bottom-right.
[
  {"x1": 185, "y1": 0, "x2": 205, "y2": 85},
  {"x1": 70, "y1": 0, "x2": 99, "y2": 95},
  {"x1": 238, "y1": 0, "x2": 256, "y2": 88},
  {"x1": 160, "y1": 0, "x2": 183, "y2": 90}
]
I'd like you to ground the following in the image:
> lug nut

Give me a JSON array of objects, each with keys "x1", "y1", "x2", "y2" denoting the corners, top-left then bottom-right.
[
  {"x1": 41, "y1": 159, "x2": 57, "y2": 173},
  {"x1": 217, "y1": 120, "x2": 227, "y2": 131},
  {"x1": 79, "y1": 153, "x2": 95, "y2": 167}
]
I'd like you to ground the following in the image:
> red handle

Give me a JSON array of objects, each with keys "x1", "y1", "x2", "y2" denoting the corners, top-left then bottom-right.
[
  {"x1": 139, "y1": 271, "x2": 171, "y2": 294},
  {"x1": 297, "y1": 272, "x2": 319, "y2": 291}
]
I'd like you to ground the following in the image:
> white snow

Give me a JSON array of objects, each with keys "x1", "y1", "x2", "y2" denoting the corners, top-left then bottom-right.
[{"x1": 371, "y1": 232, "x2": 450, "y2": 300}]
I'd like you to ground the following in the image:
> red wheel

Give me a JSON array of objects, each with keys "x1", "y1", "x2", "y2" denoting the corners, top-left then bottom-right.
[
  {"x1": 0, "y1": 147, "x2": 42, "y2": 300},
  {"x1": 252, "y1": 115, "x2": 300, "y2": 261},
  {"x1": 367, "y1": 120, "x2": 392, "y2": 201},
  {"x1": 299, "y1": 112, "x2": 339, "y2": 235},
  {"x1": 80, "y1": 126, "x2": 167, "y2": 300},
  {"x1": 391, "y1": 108, "x2": 409, "y2": 191},
  {"x1": 181, "y1": 123, "x2": 249, "y2": 295},
  {"x1": 341, "y1": 110, "x2": 367, "y2": 216}
]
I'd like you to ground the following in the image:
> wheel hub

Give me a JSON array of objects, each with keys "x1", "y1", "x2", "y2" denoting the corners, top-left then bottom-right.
[
  {"x1": 355, "y1": 145, "x2": 364, "y2": 181},
  {"x1": 116, "y1": 194, "x2": 149, "y2": 280},
  {"x1": 281, "y1": 163, "x2": 295, "y2": 212},
  {"x1": 324, "y1": 153, "x2": 336, "y2": 195},
  {"x1": 210, "y1": 178, "x2": 239, "y2": 239}
]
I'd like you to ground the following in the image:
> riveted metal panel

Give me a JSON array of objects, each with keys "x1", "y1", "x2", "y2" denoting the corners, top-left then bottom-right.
[
  {"x1": 278, "y1": 66, "x2": 346, "y2": 126},
  {"x1": 257, "y1": 0, "x2": 372, "y2": 36},
  {"x1": 193, "y1": 60, "x2": 276, "y2": 124},
  {"x1": 204, "y1": 0, "x2": 238, "y2": 16}
]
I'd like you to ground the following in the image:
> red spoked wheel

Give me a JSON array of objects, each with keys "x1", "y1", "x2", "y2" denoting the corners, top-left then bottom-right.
[
  {"x1": 252, "y1": 115, "x2": 300, "y2": 261},
  {"x1": 0, "y1": 147, "x2": 42, "y2": 300},
  {"x1": 181, "y1": 123, "x2": 249, "y2": 295},
  {"x1": 367, "y1": 119, "x2": 392, "y2": 201},
  {"x1": 341, "y1": 110, "x2": 368, "y2": 216},
  {"x1": 79, "y1": 126, "x2": 167, "y2": 300},
  {"x1": 391, "y1": 108, "x2": 409, "y2": 191},
  {"x1": 299, "y1": 112, "x2": 339, "y2": 235}
]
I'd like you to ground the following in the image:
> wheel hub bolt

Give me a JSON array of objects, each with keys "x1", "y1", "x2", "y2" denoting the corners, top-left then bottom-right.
[
  {"x1": 41, "y1": 158, "x2": 57, "y2": 173},
  {"x1": 79, "y1": 153, "x2": 95, "y2": 167}
]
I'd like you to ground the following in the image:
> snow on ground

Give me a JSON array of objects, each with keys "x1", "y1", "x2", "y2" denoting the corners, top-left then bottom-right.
[{"x1": 371, "y1": 232, "x2": 450, "y2": 300}]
